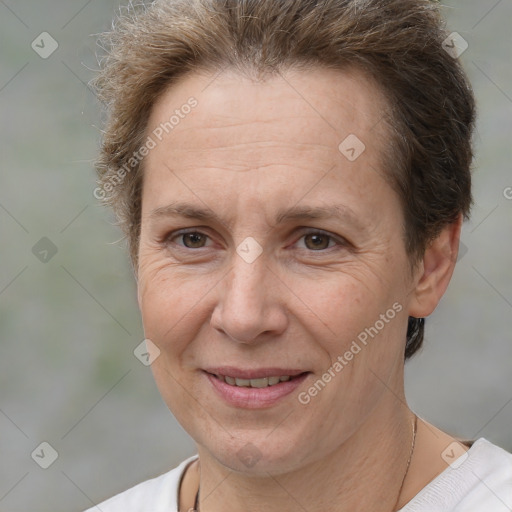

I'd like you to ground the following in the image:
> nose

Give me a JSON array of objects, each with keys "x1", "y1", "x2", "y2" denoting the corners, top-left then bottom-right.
[{"x1": 210, "y1": 249, "x2": 288, "y2": 344}]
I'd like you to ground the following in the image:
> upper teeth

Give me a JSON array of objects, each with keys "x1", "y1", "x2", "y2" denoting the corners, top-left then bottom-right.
[{"x1": 218, "y1": 375, "x2": 292, "y2": 388}]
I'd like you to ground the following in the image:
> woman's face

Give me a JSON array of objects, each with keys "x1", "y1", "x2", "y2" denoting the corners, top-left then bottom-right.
[{"x1": 137, "y1": 67, "x2": 417, "y2": 474}]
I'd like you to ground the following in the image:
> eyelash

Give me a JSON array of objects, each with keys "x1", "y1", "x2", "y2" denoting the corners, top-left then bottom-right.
[{"x1": 164, "y1": 228, "x2": 348, "y2": 253}]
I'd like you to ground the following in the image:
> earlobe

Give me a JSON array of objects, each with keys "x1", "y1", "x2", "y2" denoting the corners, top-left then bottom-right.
[{"x1": 408, "y1": 214, "x2": 463, "y2": 318}]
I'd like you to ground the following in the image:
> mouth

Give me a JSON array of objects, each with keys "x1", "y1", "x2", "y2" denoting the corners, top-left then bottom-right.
[
  {"x1": 203, "y1": 367, "x2": 310, "y2": 408},
  {"x1": 211, "y1": 373, "x2": 299, "y2": 388}
]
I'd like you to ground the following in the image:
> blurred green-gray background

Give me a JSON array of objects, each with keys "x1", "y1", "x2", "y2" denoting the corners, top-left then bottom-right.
[{"x1": 0, "y1": 1, "x2": 511, "y2": 511}]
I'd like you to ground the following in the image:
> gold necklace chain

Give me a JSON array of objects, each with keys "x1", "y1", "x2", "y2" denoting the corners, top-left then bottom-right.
[
  {"x1": 194, "y1": 414, "x2": 418, "y2": 512},
  {"x1": 392, "y1": 413, "x2": 418, "y2": 512}
]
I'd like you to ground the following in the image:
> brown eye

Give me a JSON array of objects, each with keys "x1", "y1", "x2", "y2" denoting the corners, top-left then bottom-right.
[
  {"x1": 180, "y1": 232, "x2": 208, "y2": 248},
  {"x1": 167, "y1": 231, "x2": 212, "y2": 249},
  {"x1": 300, "y1": 232, "x2": 336, "y2": 251}
]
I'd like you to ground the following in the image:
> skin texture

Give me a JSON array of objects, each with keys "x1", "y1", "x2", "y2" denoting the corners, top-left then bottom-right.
[{"x1": 136, "y1": 67, "x2": 466, "y2": 512}]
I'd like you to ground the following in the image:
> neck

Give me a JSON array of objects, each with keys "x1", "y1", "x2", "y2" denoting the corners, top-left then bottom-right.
[{"x1": 194, "y1": 389, "x2": 416, "y2": 512}]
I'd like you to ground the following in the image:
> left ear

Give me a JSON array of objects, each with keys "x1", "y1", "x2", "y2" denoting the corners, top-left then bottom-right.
[{"x1": 408, "y1": 214, "x2": 463, "y2": 318}]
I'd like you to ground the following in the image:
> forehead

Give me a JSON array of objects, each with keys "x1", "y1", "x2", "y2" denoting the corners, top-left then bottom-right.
[
  {"x1": 141, "y1": 66, "x2": 396, "y2": 230},
  {"x1": 145, "y1": 66, "x2": 390, "y2": 169}
]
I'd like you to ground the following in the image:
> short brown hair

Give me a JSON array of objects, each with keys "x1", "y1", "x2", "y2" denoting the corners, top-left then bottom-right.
[{"x1": 92, "y1": 0, "x2": 476, "y2": 359}]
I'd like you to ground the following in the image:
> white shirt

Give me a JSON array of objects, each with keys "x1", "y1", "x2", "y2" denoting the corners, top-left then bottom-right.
[{"x1": 84, "y1": 438, "x2": 512, "y2": 511}]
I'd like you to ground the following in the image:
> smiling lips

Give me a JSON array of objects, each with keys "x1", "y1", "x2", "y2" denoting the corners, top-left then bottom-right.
[
  {"x1": 204, "y1": 368, "x2": 309, "y2": 408},
  {"x1": 215, "y1": 374, "x2": 292, "y2": 388}
]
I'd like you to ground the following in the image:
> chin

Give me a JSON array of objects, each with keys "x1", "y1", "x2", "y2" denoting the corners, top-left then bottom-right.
[{"x1": 196, "y1": 426, "x2": 318, "y2": 476}]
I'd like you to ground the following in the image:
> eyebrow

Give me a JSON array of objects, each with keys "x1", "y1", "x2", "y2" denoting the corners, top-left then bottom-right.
[{"x1": 148, "y1": 201, "x2": 364, "y2": 230}]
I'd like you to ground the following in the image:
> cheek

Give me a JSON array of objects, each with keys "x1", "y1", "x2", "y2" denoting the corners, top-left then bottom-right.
[
  {"x1": 291, "y1": 267, "x2": 408, "y2": 397},
  {"x1": 295, "y1": 290, "x2": 407, "y2": 442},
  {"x1": 138, "y1": 269, "x2": 209, "y2": 424},
  {"x1": 287, "y1": 270, "x2": 394, "y2": 347},
  {"x1": 137, "y1": 264, "x2": 209, "y2": 357}
]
